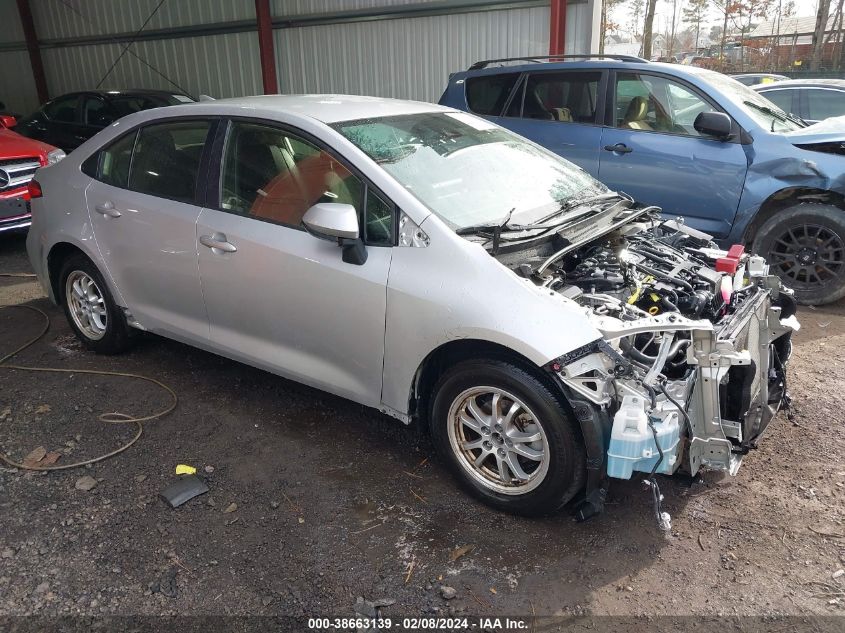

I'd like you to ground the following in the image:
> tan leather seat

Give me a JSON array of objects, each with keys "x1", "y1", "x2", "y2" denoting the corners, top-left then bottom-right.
[{"x1": 621, "y1": 96, "x2": 653, "y2": 131}]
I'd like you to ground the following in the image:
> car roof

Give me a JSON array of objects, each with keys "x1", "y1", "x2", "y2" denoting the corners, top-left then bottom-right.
[
  {"x1": 48, "y1": 89, "x2": 190, "y2": 101},
  {"x1": 458, "y1": 58, "x2": 720, "y2": 80},
  {"x1": 733, "y1": 73, "x2": 787, "y2": 78},
  {"x1": 754, "y1": 78, "x2": 845, "y2": 89},
  {"x1": 195, "y1": 94, "x2": 450, "y2": 124}
]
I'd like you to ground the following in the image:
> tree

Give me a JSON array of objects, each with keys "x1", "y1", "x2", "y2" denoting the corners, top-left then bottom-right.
[
  {"x1": 628, "y1": 0, "x2": 646, "y2": 40},
  {"x1": 642, "y1": 0, "x2": 658, "y2": 59},
  {"x1": 600, "y1": 0, "x2": 625, "y2": 54},
  {"x1": 811, "y1": 0, "x2": 832, "y2": 70},
  {"x1": 683, "y1": 0, "x2": 710, "y2": 50}
]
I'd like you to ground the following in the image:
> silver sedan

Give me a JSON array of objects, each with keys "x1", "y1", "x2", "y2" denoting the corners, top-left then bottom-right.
[{"x1": 26, "y1": 95, "x2": 797, "y2": 520}]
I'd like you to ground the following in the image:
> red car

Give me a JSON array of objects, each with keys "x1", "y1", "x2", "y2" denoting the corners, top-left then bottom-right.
[{"x1": 1, "y1": 114, "x2": 64, "y2": 233}]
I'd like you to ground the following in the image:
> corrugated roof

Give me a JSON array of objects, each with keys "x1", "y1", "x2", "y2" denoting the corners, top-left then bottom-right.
[{"x1": 748, "y1": 14, "x2": 838, "y2": 39}]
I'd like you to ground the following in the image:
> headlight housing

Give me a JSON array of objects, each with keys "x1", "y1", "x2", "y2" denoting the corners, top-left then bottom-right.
[{"x1": 46, "y1": 148, "x2": 66, "y2": 165}]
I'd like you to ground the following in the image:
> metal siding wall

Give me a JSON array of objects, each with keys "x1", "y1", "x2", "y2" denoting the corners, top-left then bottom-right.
[
  {"x1": 32, "y1": 0, "x2": 256, "y2": 40},
  {"x1": 40, "y1": 31, "x2": 262, "y2": 99},
  {"x1": 0, "y1": 49, "x2": 40, "y2": 115},
  {"x1": 274, "y1": 6, "x2": 550, "y2": 102},
  {"x1": 272, "y1": 0, "x2": 442, "y2": 14},
  {"x1": 0, "y1": 2, "x2": 39, "y2": 115},
  {"x1": 0, "y1": 0, "x2": 25, "y2": 43},
  {"x1": 565, "y1": 1, "x2": 597, "y2": 54}
]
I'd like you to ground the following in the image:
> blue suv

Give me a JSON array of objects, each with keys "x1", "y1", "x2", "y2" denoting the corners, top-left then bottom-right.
[{"x1": 440, "y1": 55, "x2": 845, "y2": 304}]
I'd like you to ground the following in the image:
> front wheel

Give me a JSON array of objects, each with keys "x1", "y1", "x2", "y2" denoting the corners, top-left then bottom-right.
[
  {"x1": 429, "y1": 359, "x2": 585, "y2": 516},
  {"x1": 753, "y1": 203, "x2": 845, "y2": 305}
]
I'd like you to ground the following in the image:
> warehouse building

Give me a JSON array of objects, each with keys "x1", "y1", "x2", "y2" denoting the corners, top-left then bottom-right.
[{"x1": 0, "y1": 0, "x2": 599, "y2": 116}]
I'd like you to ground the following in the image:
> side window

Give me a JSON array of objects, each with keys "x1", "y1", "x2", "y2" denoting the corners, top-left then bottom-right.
[
  {"x1": 88, "y1": 130, "x2": 137, "y2": 188},
  {"x1": 615, "y1": 73, "x2": 716, "y2": 137},
  {"x1": 466, "y1": 73, "x2": 520, "y2": 116},
  {"x1": 128, "y1": 120, "x2": 211, "y2": 203},
  {"x1": 805, "y1": 89, "x2": 845, "y2": 121},
  {"x1": 43, "y1": 95, "x2": 79, "y2": 123},
  {"x1": 521, "y1": 72, "x2": 600, "y2": 123},
  {"x1": 760, "y1": 89, "x2": 794, "y2": 114},
  {"x1": 365, "y1": 189, "x2": 393, "y2": 245},
  {"x1": 220, "y1": 121, "x2": 363, "y2": 230},
  {"x1": 83, "y1": 97, "x2": 115, "y2": 127}
]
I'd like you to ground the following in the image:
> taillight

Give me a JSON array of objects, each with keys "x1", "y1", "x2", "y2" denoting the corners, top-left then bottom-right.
[{"x1": 26, "y1": 179, "x2": 43, "y2": 200}]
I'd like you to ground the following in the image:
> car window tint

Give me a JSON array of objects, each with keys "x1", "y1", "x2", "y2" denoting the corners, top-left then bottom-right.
[
  {"x1": 615, "y1": 73, "x2": 716, "y2": 137},
  {"x1": 97, "y1": 130, "x2": 137, "y2": 188},
  {"x1": 805, "y1": 89, "x2": 845, "y2": 121},
  {"x1": 44, "y1": 95, "x2": 79, "y2": 123},
  {"x1": 521, "y1": 72, "x2": 600, "y2": 123},
  {"x1": 365, "y1": 189, "x2": 393, "y2": 245},
  {"x1": 760, "y1": 89, "x2": 793, "y2": 114},
  {"x1": 466, "y1": 73, "x2": 520, "y2": 116},
  {"x1": 128, "y1": 120, "x2": 210, "y2": 203},
  {"x1": 83, "y1": 97, "x2": 114, "y2": 127},
  {"x1": 110, "y1": 96, "x2": 164, "y2": 117},
  {"x1": 220, "y1": 121, "x2": 363, "y2": 229}
]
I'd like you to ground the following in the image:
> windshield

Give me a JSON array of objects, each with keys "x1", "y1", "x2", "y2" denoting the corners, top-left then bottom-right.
[
  {"x1": 697, "y1": 70, "x2": 805, "y2": 132},
  {"x1": 332, "y1": 111, "x2": 607, "y2": 229}
]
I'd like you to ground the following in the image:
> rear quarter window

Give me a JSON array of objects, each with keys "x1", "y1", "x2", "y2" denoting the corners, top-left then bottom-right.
[{"x1": 465, "y1": 73, "x2": 520, "y2": 116}]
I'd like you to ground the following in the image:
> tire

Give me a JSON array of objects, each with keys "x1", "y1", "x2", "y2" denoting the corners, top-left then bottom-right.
[
  {"x1": 752, "y1": 203, "x2": 845, "y2": 305},
  {"x1": 429, "y1": 359, "x2": 585, "y2": 516},
  {"x1": 59, "y1": 254, "x2": 134, "y2": 354}
]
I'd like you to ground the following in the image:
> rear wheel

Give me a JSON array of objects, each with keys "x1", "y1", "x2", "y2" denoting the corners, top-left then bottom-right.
[
  {"x1": 429, "y1": 359, "x2": 585, "y2": 516},
  {"x1": 60, "y1": 254, "x2": 133, "y2": 354},
  {"x1": 753, "y1": 203, "x2": 845, "y2": 305}
]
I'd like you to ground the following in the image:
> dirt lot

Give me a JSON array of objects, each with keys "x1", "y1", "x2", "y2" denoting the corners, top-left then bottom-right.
[{"x1": 1, "y1": 230, "x2": 844, "y2": 622}]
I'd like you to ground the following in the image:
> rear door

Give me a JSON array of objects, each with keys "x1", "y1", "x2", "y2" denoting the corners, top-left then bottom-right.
[
  {"x1": 85, "y1": 118, "x2": 215, "y2": 341},
  {"x1": 598, "y1": 71, "x2": 749, "y2": 238},
  {"x1": 195, "y1": 119, "x2": 393, "y2": 406},
  {"x1": 468, "y1": 70, "x2": 605, "y2": 177}
]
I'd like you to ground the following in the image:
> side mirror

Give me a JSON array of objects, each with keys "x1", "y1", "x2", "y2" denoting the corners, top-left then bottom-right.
[
  {"x1": 302, "y1": 202, "x2": 367, "y2": 265},
  {"x1": 694, "y1": 111, "x2": 732, "y2": 139},
  {"x1": 0, "y1": 115, "x2": 17, "y2": 129},
  {"x1": 303, "y1": 202, "x2": 359, "y2": 239}
]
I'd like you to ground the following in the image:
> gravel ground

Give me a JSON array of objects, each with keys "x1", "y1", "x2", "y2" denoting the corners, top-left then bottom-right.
[{"x1": 1, "y1": 231, "x2": 844, "y2": 620}]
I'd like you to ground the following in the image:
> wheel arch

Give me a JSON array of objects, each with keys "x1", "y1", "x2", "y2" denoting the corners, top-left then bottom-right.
[
  {"x1": 743, "y1": 186, "x2": 845, "y2": 243},
  {"x1": 46, "y1": 242, "x2": 89, "y2": 305},
  {"x1": 407, "y1": 338, "x2": 570, "y2": 427}
]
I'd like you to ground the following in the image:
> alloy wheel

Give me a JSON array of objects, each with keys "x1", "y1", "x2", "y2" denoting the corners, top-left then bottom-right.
[
  {"x1": 769, "y1": 223, "x2": 844, "y2": 290},
  {"x1": 447, "y1": 386, "x2": 549, "y2": 495},
  {"x1": 65, "y1": 270, "x2": 107, "y2": 340}
]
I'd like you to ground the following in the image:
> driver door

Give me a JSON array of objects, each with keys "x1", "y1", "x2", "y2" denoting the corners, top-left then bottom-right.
[
  {"x1": 598, "y1": 72, "x2": 749, "y2": 238},
  {"x1": 196, "y1": 120, "x2": 393, "y2": 406}
]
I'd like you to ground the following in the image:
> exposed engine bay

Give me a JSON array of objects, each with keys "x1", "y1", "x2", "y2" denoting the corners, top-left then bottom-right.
[{"x1": 475, "y1": 200, "x2": 799, "y2": 527}]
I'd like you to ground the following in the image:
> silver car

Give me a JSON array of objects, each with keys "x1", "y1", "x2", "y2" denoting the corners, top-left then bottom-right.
[{"x1": 26, "y1": 96, "x2": 798, "y2": 522}]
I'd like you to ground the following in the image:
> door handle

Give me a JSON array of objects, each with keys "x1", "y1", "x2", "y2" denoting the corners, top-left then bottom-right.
[
  {"x1": 200, "y1": 233, "x2": 237, "y2": 253},
  {"x1": 94, "y1": 202, "x2": 121, "y2": 218},
  {"x1": 603, "y1": 143, "x2": 633, "y2": 154}
]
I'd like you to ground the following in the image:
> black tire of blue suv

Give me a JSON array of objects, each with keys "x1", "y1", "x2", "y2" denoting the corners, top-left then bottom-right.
[{"x1": 753, "y1": 203, "x2": 845, "y2": 305}]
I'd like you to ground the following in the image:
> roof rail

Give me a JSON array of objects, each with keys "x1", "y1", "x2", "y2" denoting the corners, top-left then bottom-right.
[{"x1": 468, "y1": 54, "x2": 648, "y2": 70}]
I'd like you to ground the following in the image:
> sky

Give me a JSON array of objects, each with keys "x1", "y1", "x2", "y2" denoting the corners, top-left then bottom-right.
[{"x1": 610, "y1": 0, "x2": 824, "y2": 37}]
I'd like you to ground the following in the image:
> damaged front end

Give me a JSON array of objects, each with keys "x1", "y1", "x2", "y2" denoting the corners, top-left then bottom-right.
[{"x1": 493, "y1": 205, "x2": 799, "y2": 525}]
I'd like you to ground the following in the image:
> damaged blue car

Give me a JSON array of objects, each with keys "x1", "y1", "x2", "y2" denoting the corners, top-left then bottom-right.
[{"x1": 439, "y1": 56, "x2": 845, "y2": 304}]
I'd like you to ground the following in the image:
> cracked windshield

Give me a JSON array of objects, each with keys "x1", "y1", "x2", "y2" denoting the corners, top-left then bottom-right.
[{"x1": 334, "y1": 111, "x2": 607, "y2": 229}]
